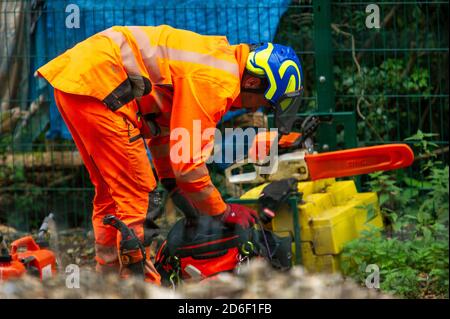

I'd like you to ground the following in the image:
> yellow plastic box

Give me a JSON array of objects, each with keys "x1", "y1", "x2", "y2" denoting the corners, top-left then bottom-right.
[{"x1": 240, "y1": 178, "x2": 384, "y2": 273}]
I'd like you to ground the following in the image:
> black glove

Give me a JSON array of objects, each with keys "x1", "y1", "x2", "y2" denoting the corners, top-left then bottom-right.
[
  {"x1": 143, "y1": 190, "x2": 165, "y2": 245},
  {"x1": 258, "y1": 178, "x2": 299, "y2": 224}
]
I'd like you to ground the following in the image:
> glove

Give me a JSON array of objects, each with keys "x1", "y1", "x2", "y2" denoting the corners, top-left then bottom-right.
[
  {"x1": 259, "y1": 207, "x2": 276, "y2": 224},
  {"x1": 218, "y1": 204, "x2": 258, "y2": 229},
  {"x1": 143, "y1": 190, "x2": 165, "y2": 245}
]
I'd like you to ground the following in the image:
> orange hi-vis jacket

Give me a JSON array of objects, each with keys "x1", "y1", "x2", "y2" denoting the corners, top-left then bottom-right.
[{"x1": 38, "y1": 25, "x2": 249, "y2": 215}]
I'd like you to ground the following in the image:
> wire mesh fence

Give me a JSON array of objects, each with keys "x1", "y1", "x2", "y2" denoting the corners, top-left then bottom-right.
[{"x1": 0, "y1": 0, "x2": 448, "y2": 231}]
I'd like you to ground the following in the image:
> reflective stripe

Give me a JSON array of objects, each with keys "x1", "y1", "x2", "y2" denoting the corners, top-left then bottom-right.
[
  {"x1": 100, "y1": 28, "x2": 141, "y2": 76},
  {"x1": 127, "y1": 26, "x2": 240, "y2": 81},
  {"x1": 183, "y1": 182, "x2": 216, "y2": 202},
  {"x1": 100, "y1": 28, "x2": 150, "y2": 99},
  {"x1": 175, "y1": 165, "x2": 209, "y2": 183},
  {"x1": 127, "y1": 26, "x2": 164, "y2": 83},
  {"x1": 193, "y1": 139, "x2": 215, "y2": 163},
  {"x1": 166, "y1": 47, "x2": 239, "y2": 78},
  {"x1": 95, "y1": 243, "x2": 119, "y2": 265}
]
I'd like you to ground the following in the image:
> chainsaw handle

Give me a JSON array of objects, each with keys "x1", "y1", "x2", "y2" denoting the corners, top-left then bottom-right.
[
  {"x1": 10, "y1": 235, "x2": 40, "y2": 255},
  {"x1": 224, "y1": 160, "x2": 265, "y2": 185}
]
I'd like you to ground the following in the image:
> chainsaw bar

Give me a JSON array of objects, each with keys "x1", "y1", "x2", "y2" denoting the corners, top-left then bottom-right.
[{"x1": 305, "y1": 144, "x2": 414, "y2": 180}]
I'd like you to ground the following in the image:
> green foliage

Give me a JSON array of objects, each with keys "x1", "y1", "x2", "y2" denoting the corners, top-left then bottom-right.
[
  {"x1": 341, "y1": 131, "x2": 449, "y2": 298},
  {"x1": 420, "y1": 166, "x2": 449, "y2": 224},
  {"x1": 335, "y1": 59, "x2": 433, "y2": 142},
  {"x1": 405, "y1": 130, "x2": 441, "y2": 173},
  {"x1": 341, "y1": 229, "x2": 449, "y2": 298},
  {"x1": 365, "y1": 171, "x2": 415, "y2": 232}
]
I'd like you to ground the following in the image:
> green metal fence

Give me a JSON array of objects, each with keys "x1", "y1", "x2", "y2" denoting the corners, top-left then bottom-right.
[{"x1": 0, "y1": 0, "x2": 448, "y2": 231}]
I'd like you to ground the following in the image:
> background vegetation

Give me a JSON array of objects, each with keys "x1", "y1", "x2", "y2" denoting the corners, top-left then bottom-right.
[
  {"x1": 341, "y1": 132, "x2": 449, "y2": 298},
  {"x1": 0, "y1": 0, "x2": 448, "y2": 298}
]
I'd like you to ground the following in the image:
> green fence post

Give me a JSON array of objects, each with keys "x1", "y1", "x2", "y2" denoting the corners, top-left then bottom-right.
[{"x1": 313, "y1": 0, "x2": 337, "y2": 151}]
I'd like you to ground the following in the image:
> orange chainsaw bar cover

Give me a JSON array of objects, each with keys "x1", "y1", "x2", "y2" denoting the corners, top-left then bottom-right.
[{"x1": 305, "y1": 144, "x2": 415, "y2": 180}]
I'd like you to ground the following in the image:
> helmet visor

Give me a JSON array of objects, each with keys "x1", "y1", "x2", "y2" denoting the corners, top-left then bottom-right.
[{"x1": 273, "y1": 87, "x2": 303, "y2": 135}]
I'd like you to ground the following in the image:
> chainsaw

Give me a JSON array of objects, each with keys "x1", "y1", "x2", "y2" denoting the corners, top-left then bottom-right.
[
  {"x1": 152, "y1": 115, "x2": 415, "y2": 284},
  {"x1": 224, "y1": 114, "x2": 414, "y2": 190},
  {"x1": 0, "y1": 213, "x2": 58, "y2": 281}
]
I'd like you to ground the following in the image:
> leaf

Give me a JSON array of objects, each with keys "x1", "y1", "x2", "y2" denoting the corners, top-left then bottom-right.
[
  {"x1": 422, "y1": 227, "x2": 432, "y2": 241},
  {"x1": 405, "y1": 130, "x2": 424, "y2": 141},
  {"x1": 403, "y1": 177, "x2": 432, "y2": 189}
]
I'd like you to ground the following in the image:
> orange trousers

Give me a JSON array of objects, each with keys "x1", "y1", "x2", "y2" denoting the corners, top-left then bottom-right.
[{"x1": 54, "y1": 89, "x2": 160, "y2": 283}]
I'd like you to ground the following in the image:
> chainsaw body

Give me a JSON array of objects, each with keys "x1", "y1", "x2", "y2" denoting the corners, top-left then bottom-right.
[
  {"x1": 10, "y1": 236, "x2": 57, "y2": 280},
  {"x1": 224, "y1": 115, "x2": 414, "y2": 272},
  {"x1": 0, "y1": 236, "x2": 27, "y2": 281},
  {"x1": 0, "y1": 214, "x2": 57, "y2": 281},
  {"x1": 225, "y1": 114, "x2": 414, "y2": 193}
]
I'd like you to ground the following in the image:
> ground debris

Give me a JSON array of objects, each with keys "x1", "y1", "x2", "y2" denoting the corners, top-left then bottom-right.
[
  {"x1": 0, "y1": 259, "x2": 391, "y2": 299},
  {"x1": 178, "y1": 259, "x2": 391, "y2": 299},
  {"x1": 0, "y1": 229, "x2": 391, "y2": 299},
  {"x1": 0, "y1": 270, "x2": 180, "y2": 299}
]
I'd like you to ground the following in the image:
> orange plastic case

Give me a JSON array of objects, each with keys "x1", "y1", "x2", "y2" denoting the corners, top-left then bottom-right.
[
  {"x1": 10, "y1": 236, "x2": 57, "y2": 280},
  {"x1": 0, "y1": 252, "x2": 27, "y2": 281}
]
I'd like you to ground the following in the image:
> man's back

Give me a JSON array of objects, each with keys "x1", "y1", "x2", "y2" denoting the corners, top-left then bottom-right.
[{"x1": 37, "y1": 25, "x2": 248, "y2": 114}]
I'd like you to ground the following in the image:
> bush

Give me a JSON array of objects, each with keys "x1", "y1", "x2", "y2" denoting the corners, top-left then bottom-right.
[{"x1": 341, "y1": 132, "x2": 449, "y2": 298}]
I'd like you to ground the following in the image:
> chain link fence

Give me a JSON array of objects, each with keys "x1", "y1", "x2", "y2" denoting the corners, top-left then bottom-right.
[{"x1": 0, "y1": 0, "x2": 448, "y2": 231}]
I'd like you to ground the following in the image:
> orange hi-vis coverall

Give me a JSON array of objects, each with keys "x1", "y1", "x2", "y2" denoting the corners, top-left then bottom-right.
[{"x1": 37, "y1": 25, "x2": 249, "y2": 279}]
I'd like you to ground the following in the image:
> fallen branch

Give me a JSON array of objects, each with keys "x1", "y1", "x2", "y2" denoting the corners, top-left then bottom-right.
[{"x1": 414, "y1": 146, "x2": 449, "y2": 161}]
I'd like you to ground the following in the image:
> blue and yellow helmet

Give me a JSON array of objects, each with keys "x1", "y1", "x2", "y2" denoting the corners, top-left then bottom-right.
[
  {"x1": 246, "y1": 43, "x2": 304, "y2": 104},
  {"x1": 246, "y1": 43, "x2": 304, "y2": 134}
]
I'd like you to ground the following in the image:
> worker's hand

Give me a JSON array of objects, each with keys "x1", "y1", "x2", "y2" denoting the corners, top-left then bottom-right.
[{"x1": 218, "y1": 204, "x2": 258, "y2": 229}]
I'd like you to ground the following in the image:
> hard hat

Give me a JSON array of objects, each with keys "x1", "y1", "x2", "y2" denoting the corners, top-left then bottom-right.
[{"x1": 246, "y1": 43, "x2": 304, "y2": 134}]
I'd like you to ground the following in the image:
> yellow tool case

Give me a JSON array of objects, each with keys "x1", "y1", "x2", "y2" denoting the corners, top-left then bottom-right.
[{"x1": 238, "y1": 178, "x2": 384, "y2": 273}]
